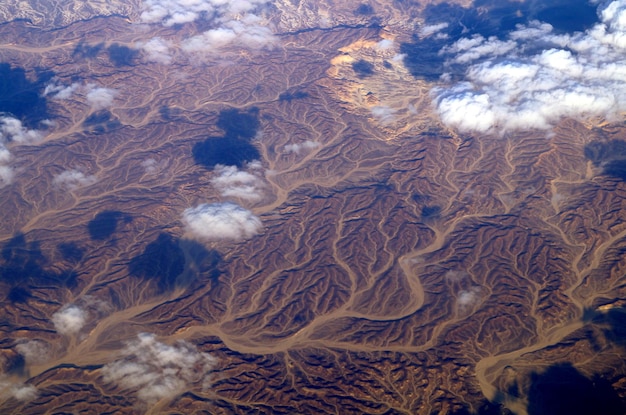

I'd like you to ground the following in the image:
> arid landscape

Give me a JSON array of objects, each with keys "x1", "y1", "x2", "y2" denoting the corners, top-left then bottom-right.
[{"x1": 0, "y1": 0, "x2": 625, "y2": 414}]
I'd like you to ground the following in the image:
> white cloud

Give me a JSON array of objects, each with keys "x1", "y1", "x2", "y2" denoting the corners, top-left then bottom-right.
[
  {"x1": 456, "y1": 286, "x2": 482, "y2": 314},
  {"x1": 376, "y1": 39, "x2": 395, "y2": 50},
  {"x1": 182, "y1": 202, "x2": 262, "y2": 241},
  {"x1": 137, "y1": 37, "x2": 173, "y2": 64},
  {"x1": 0, "y1": 116, "x2": 46, "y2": 187},
  {"x1": 0, "y1": 116, "x2": 43, "y2": 144},
  {"x1": 432, "y1": 0, "x2": 626, "y2": 133},
  {"x1": 284, "y1": 140, "x2": 320, "y2": 154},
  {"x1": 210, "y1": 163, "x2": 265, "y2": 201},
  {"x1": 52, "y1": 169, "x2": 98, "y2": 191},
  {"x1": 370, "y1": 105, "x2": 397, "y2": 125},
  {"x1": 51, "y1": 305, "x2": 87, "y2": 336},
  {"x1": 15, "y1": 340, "x2": 51, "y2": 365},
  {"x1": 85, "y1": 85, "x2": 117, "y2": 110},
  {"x1": 419, "y1": 22, "x2": 449, "y2": 38},
  {"x1": 0, "y1": 164, "x2": 13, "y2": 187},
  {"x1": 140, "y1": 0, "x2": 276, "y2": 56},
  {"x1": 141, "y1": 158, "x2": 159, "y2": 174},
  {"x1": 0, "y1": 377, "x2": 37, "y2": 402},
  {"x1": 43, "y1": 81, "x2": 80, "y2": 100},
  {"x1": 440, "y1": 35, "x2": 517, "y2": 65},
  {"x1": 181, "y1": 15, "x2": 276, "y2": 54},
  {"x1": 101, "y1": 333, "x2": 216, "y2": 404}
]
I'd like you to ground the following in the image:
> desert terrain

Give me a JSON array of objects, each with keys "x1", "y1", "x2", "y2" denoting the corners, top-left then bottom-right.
[{"x1": 0, "y1": 0, "x2": 625, "y2": 414}]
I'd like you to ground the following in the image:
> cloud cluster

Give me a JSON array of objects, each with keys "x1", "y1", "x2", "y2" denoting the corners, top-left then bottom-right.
[
  {"x1": 433, "y1": 0, "x2": 626, "y2": 133},
  {"x1": 44, "y1": 81, "x2": 117, "y2": 110},
  {"x1": 182, "y1": 202, "x2": 262, "y2": 241},
  {"x1": 51, "y1": 305, "x2": 87, "y2": 336},
  {"x1": 52, "y1": 169, "x2": 98, "y2": 191},
  {"x1": 0, "y1": 116, "x2": 45, "y2": 187},
  {"x1": 284, "y1": 140, "x2": 320, "y2": 154},
  {"x1": 101, "y1": 333, "x2": 216, "y2": 404},
  {"x1": 210, "y1": 162, "x2": 265, "y2": 201},
  {"x1": 138, "y1": 0, "x2": 276, "y2": 61}
]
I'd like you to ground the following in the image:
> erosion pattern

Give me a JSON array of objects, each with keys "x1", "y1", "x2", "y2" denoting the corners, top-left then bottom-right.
[{"x1": 0, "y1": 1, "x2": 625, "y2": 415}]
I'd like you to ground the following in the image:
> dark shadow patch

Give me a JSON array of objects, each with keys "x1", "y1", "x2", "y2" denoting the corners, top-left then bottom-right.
[
  {"x1": 0, "y1": 233, "x2": 79, "y2": 290},
  {"x1": 352, "y1": 59, "x2": 375, "y2": 78},
  {"x1": 217, "y1": 107, "x2": 260, "y2": 140},
  {"x1": 193, "y1": 108, "x2": 261, "y2": 169},
  {"x1": 584, "y1": 139, "x2": 626, "y2": 181},
  {"x1": 73, "y1": 41, "x2": 104, "y2": 58},
  {"x1": 129, "y1": 233, "x2": 221, "y2": 293},
  {"x1": 527, "y1": 363, "x2": 625, "y2": 415},
  {"x1": 129, "y1": 233, "x2": 184, "y2": 292},
  {"x1": 7, "y1": 286, "x2": 32, "y2": 303},
  {"x1": 87, "y1": 211, "x2": 131, "y2": 241},
  {"x1": 83, "y1": 110, "x2": 112, "y2": 126},
  {"x1": 449, "y1": 399, "x2": 507, "y2": 414},
  {"x1": 193, "y1": 136, "x2": 261, "y2": 169},
  {"x1": 82, "y1": 110, "x2": 121, "y2": 134},
  {"x1": 523, "y1": 0, "x2": 598, "y2": 33},
  {"x1": 107, "y1": 43, "x2": 138, "y2": 67},
  {"x1": 58, "y1": 242, "x2": 84, "y2": 263},
  {"x1": 279, "y1": 89, "x2": 310, "y2": 102},
  {"x1": 401, "y1": 0, "x2": 601, "y2": 80},
  {"x1": 355, "y1": 4, "x2": 374, "y2": 15},
  {"x1": 0, "y1": 63, "x2": 52, "y2": 128},
  {"x1": 4, "y1": 353, "x2": 25, "y2": 376},
  {"x1": 421, "y1": 205, "x2": 442, "y2": 220}
]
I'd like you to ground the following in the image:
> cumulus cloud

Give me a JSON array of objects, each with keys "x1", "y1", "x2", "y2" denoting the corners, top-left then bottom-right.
[
  {"x1": 101, "y1": 333, "x2": 216, "y2": 404},
  {"x1": 0, "y1": 116, "x2": 43, "y2": 144},
  {"x1": 210, "y1": 162, "x2": 265, "y2": 201},
  {"x1": 0, "y1": 116, "x2": 45, "y2": 187},
  {"x1": 137, "y1": 37, "x2": 173, "y2": 64},
  {"x1": 52, "y1": 169, "x2": 98, "y2": 191},
  {"x1": 284, "y1": 140, "x2": 320, "y2": 154},
  {"x1": 43, "y1": 81, "x2": 80, "y2": 100},
  {"x1": 85, "y1": 85, "x2": 117, "y2": 110},
  {"x1": 182, "y1": 202, "x2": 262, "y2": 241},
  {"x1": 0, "y1": 377, "x2": 37, "y2": 402},
  {"x1": 139, "y1": 0, "x2": 276, "y2": 57},
  {"x1": 181, "y1": 15, "x2": 276, "y2": 54},
  {"x1": 432, "y1": 0, "x2": 626, "y2": 133},
  {"x1": 44, "y1": 81, "x2": 118, "y2": 111},
  {"x1": 51, "y1": 305, "x2": 87, "y2": 336}
]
